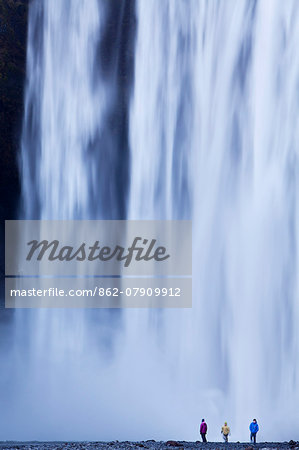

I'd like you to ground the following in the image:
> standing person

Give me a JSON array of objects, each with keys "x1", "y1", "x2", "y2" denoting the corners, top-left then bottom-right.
[
  {"x1": 199, "y1": 418, "x2": 208, "y2": 442},
  {"x1": 221, "y1": 421, "x2": 230, "y2": 442},
  {"x1": 249, "y1": 419, "x2": 259, "y2": 444}
]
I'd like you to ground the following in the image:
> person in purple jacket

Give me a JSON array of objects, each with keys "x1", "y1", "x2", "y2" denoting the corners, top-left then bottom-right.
[{"x1": 199, "y1": 418, "x2": 208, "y2": 442}]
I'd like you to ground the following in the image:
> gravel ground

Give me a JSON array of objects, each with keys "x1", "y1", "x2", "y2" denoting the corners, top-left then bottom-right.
[{"x1": 0, "y1": 442, "x2": 298, "y2": 450}]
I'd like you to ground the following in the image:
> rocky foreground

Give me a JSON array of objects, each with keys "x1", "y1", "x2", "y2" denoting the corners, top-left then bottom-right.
[{"x1": 0, "y1": 442, "x2": 299, "y2": 450}]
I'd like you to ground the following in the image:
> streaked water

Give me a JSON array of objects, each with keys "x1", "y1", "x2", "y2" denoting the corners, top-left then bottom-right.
[
  {"x1": 2, "y1": 0, "x2": 299, "y2": 443},
  {"x1": 21, "y1": 0, "x2": 130, "y2": 219},
  {"x1": 129, "y1": 0, "x2": 299, "y2": 440}
]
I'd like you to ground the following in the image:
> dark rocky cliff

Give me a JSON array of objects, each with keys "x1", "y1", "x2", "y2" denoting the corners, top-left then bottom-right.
[
  {"x1": 0, "y1": 0, "x2": 28, "y2": 277},
  {"x1": 0, "y1": 0, "x2": 29, "y2": 221}
]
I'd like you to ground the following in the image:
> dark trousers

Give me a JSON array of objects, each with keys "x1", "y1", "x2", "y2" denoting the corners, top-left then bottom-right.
[
  {"x1": 251, "y1": 432, "x2": 257, "y2": 443},
  {"x1": 200, "y1": 433, "x2": 207, "y2": 442}
]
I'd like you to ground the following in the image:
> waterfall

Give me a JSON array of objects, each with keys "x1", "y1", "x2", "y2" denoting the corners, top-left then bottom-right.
[
  {"x1": 3, "y1": 0, "x2": 299, "y2": 443},
  {"x1": 21, "y1": 0, "x2": 131, "y2": 219},
  {"x1": 129, "y1": 0, "x2": 299, "y2": 441},
  {"x1": 21, "y1": 0, "x2": 103, "y2": 219}
]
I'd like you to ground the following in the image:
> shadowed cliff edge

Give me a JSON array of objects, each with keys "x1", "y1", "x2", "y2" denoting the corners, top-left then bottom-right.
[
  {"x1": 0, "y1": 0, "x2": 28, "y2": 219},
  {"x1": 0, "y1": 0, "x2": 29, "y2": 281}
]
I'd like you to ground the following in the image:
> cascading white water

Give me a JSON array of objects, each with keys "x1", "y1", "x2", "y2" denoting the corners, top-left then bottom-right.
[
  {"x1": 2, "y1": 0, "x2": 299, "y2": 443},
  {"x1": 130, "y1": 0, "x2": 299, "y2": 442},
  {"x1": 2, "y1": 0, "x2": 129, "y2": 441},
  {"x1": 21, "y1": 0, "x2": 107, "y2": 219}
]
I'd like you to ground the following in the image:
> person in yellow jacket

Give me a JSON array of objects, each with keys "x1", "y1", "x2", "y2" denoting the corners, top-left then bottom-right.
[{"x1": 221, "y1": 422, "x2": 230, "y2": 442}]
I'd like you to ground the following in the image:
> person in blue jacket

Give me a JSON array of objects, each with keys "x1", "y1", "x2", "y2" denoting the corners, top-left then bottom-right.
[{"x1": 249, "y1": 419, "x2": 259, "y2": 443}]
